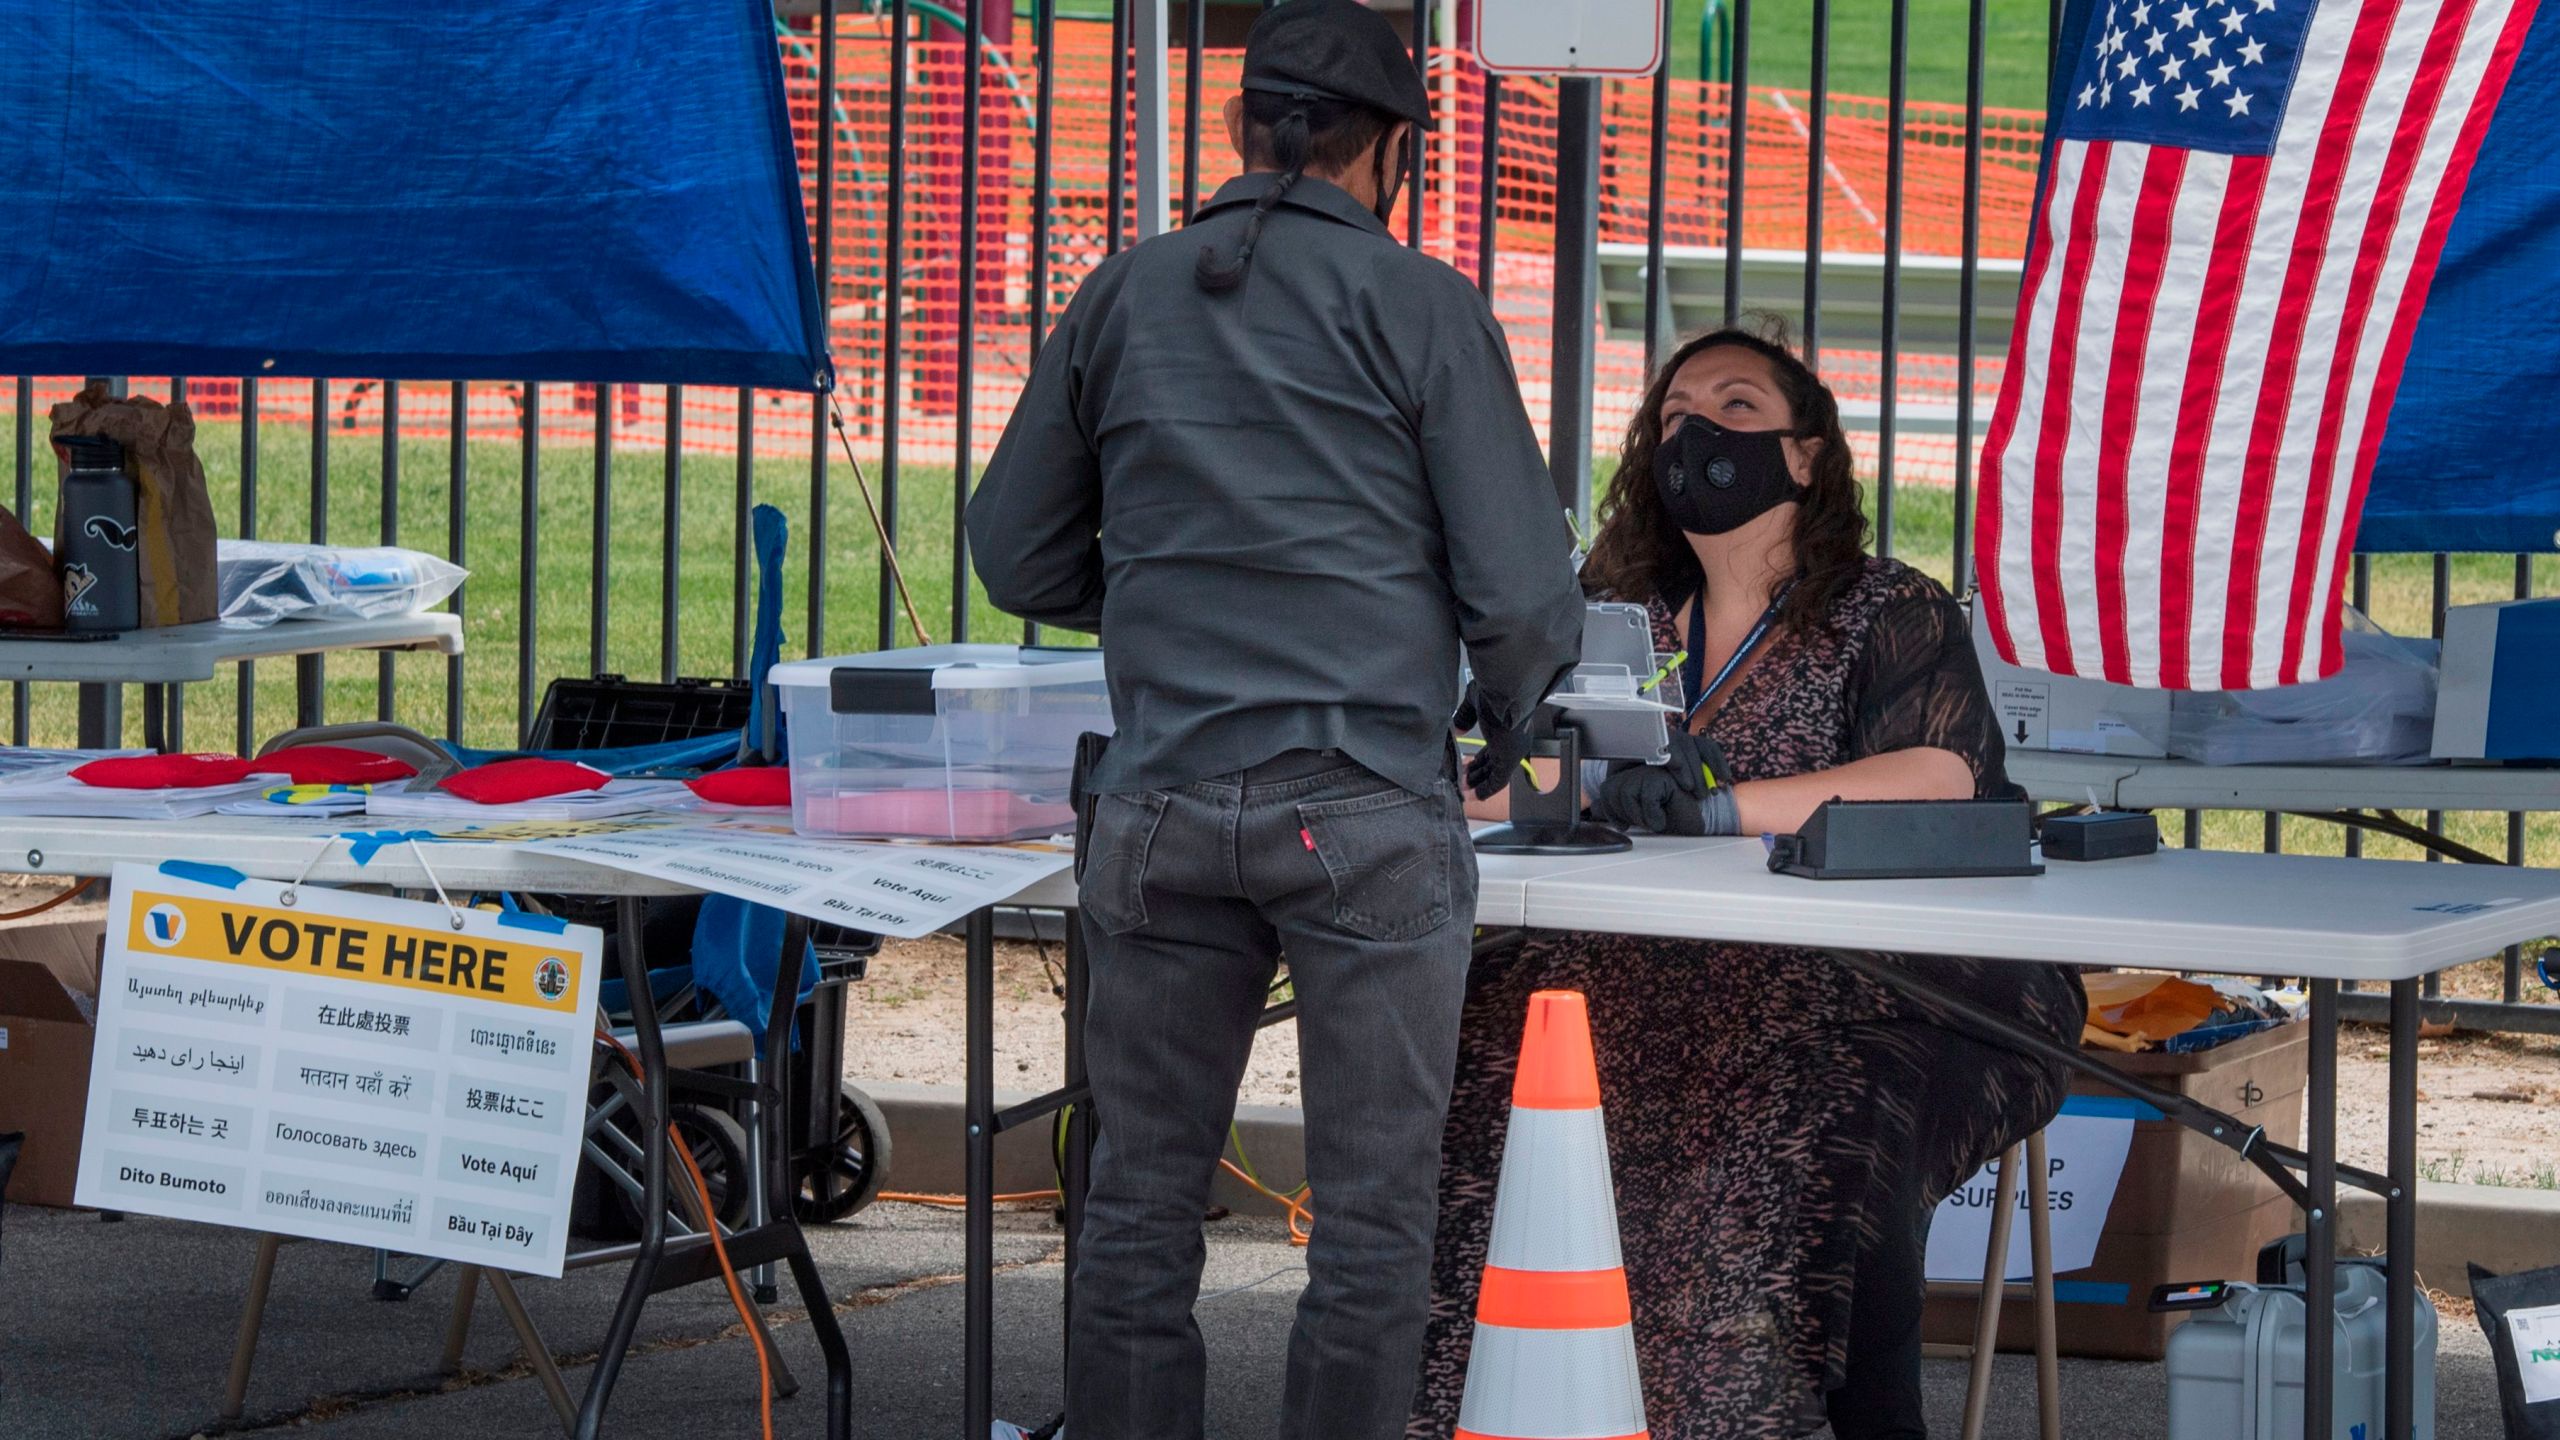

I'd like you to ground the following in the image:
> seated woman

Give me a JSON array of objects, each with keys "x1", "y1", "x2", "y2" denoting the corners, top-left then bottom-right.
[{"x1": 1407, "y1": 328, "x2": 2086, "y2": 1440}]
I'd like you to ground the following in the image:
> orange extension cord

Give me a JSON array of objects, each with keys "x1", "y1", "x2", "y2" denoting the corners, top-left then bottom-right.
[
  {"x1": 597, "y1": 1032, "x2": 776, "y2": 1440},
  {"x1": 0, "y1": 877, "x2": 95, "y2": 922}
]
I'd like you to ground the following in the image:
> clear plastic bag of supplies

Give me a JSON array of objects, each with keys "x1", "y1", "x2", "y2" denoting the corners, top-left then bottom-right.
[
  {"x1": 216, "y1": 540, "x2": 466, "y2": 629},
  {"x1": 2167, "y1": 609, "x2": 2438, "y2": 766}
]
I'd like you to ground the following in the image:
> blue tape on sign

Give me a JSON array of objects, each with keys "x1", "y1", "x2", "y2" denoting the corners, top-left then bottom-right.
[
  {"x1": 2059, "y1": 1094, "x2": 2165, "y2": 1123},
  {"x1": 2053, "y1": 1282, "x2": 2133, "y2": 1306},
  {"x1": 497, "y1": 912, "x2": 569, "y2": 935},
  {"x1": 336, "y1": 829, "x2": 438, "y2": 866},
  {"x1": 157, "y1": 860, "x2": 244, "y2": 889}
]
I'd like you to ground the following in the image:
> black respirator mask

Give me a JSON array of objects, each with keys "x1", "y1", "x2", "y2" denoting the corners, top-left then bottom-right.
[{"x1": 1651, "y1": 416, "x2": 1807, "y2": 537}]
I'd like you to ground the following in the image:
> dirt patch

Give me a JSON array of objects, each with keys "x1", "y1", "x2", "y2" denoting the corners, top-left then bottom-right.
[{"x1": 843, "y1": 938, "x2": 2560, "y2": 1190}]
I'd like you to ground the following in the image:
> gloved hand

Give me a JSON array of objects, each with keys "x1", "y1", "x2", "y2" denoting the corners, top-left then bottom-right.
[
  {"x1": 1453, "y1": 682, "x2": 1537, "y2": 802},
  {"x1": 1590, "y1": 727, "x2": 1742, "y2": 836}
]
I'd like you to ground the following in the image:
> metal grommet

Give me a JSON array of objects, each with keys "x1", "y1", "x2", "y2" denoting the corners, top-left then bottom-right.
[
  {"x1": 279, "y1": 889, "x2": 297, "y2": 908},
  {"x1": 448, "y1": 912, "x2": 466, "y2": 932},
  {"x1": 25, "y1": 848, "x2": 42, "y2": 869}
]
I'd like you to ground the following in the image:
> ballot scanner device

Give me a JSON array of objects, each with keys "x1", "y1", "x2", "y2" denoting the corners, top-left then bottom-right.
[{"x1": 1468, "y1": 602, "x2": 1679, "y2": 856}]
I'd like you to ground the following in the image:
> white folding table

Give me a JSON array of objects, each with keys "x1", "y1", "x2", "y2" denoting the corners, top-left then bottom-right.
[
  {"x1": 0, "y1": 612, "x2": 464, "y2": 749},
  {"x1": 2009, "y1": 748, "x2": 2560, "y2": 819}
]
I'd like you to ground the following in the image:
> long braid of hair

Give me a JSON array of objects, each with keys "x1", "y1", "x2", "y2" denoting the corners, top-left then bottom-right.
[{"x1": 1196, "y1": 105, "x2": 1311, "y2": 293}]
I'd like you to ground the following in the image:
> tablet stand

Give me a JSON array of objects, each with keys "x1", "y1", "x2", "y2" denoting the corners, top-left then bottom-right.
[{"x1": 1471, "y1": 719, "x2": 1633, "y2": 855}]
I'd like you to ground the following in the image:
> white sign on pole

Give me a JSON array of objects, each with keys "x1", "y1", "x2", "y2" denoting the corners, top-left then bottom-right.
[
  {"x1": 1472, "y1": 0, "x2": 1667, "y2": 78},
  {"x1": 1924, "y1": 1097, "x2": 2139, "y2": 1284},
  {"x1": 75, "y1": 861, "x2": 602, "y2": 1277}
]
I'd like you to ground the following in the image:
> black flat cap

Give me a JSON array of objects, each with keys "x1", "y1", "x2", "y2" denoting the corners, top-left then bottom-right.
[{"x1": 1239, "y1": 0, "x2": 1433, "y2": 129}]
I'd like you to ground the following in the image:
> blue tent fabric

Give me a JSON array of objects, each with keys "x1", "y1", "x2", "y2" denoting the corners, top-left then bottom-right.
[
  {"x1": 2360, "y1": 3, "x2": 2560, "y2": 555},
  {"x1": 0, "y1": 0, "x2": 828, "y2": 390}
]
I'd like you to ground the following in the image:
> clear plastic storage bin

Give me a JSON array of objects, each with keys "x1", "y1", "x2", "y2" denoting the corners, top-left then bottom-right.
[{"x1": 770, "y1": 645, "x2": 1110, "y2": 842}]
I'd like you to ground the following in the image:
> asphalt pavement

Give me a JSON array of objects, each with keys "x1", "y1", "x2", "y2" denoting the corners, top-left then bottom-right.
[{"x1": 0, "y1": 1200, "x2": 2512, "y2": 1439}]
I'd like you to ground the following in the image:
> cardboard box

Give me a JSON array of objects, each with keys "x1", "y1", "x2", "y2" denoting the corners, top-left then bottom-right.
[
  {"x1": 0, "y1": 913, "x2": 105, "y2": 1001},
  {"x1": 1969, "y1": 603, "x2": 2173, "y2": 757},
  {"x1": 1924, "y1": 1022, "x2": 2308, "y2": 1361},
  {"x1": 0, "y1": 957, "x2": 97, "y2": 1208},
  {"x1": 2433, "y1": 598, "x2": 2560, "y2": 760}
]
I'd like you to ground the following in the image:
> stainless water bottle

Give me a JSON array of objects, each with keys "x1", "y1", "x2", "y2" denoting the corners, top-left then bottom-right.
[{"x1": 57, "y1": 433, "x2": 139, "y2": 632}]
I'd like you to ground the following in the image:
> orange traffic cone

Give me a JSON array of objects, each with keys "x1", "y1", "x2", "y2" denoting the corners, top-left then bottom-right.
[{"x1": 1453, "y1": 990, "x2": 1648, "y2": 1440}]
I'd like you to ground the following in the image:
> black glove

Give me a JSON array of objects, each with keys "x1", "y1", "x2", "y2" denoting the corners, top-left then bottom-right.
[
  {"x1": 1590, "y1": 727, "x2": 1742, "y2": 836},
  {"x1": 1453, "y1": 682, "x2": 1536, "y2": 802}
]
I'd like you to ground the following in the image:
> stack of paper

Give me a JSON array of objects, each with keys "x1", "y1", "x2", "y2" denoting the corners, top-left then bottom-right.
[
  {"x1": 362, "y1": 779, "x2": 687, "y2": 823},
  {"x1": 0, "y1": 747, "x2": 147, "y2": 788},
  {"x1": 213, "y1": 781, "x2": 399, "y2": 818},
  {"x1": 0, "y1": 773, "x2": 275, "y2": 819}
]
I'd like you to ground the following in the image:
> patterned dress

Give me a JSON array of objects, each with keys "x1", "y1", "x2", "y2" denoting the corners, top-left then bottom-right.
[{"x1": 1409, "y1": 558, "x2": 2088, "y2": 1439}]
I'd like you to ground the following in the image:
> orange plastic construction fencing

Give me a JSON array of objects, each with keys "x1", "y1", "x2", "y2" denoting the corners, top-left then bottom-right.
[{"x1": 21, "y1": 23, "x2": 2046, "y2": 490}]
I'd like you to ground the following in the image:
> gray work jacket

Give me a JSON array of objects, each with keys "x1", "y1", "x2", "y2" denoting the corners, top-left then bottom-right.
[{"x1": 965, "y1": 172, "x2": 1583, "y2": 797}]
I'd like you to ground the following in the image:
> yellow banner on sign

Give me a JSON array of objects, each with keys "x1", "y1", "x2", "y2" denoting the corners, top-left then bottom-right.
[{"x1": 121, "y1": 890, "x2": 583, "y2": 1014}]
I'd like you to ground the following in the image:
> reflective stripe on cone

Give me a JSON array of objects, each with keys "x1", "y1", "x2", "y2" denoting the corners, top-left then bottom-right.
[
  {"x1": 1485, "y1": 1106, "x2": 1621, "y2": 1273},
  {"x1": 1453, "y1": 1320, "x2": 1648, "y2": 1440}
]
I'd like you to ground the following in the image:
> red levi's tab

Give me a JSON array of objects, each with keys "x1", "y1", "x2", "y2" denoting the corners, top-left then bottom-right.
[
  {"x1": 70, "y1": 753, "x2": 257, "y2": 789},
  {"x1": 684, "y1": 766, "x2": 792, "y2": 808},
  {"x1": 249, "y1": 744, "x2": 420, "y2": 786},
  {"x1": 436, "y1": 757, "x2": 612, "y2": 804}
]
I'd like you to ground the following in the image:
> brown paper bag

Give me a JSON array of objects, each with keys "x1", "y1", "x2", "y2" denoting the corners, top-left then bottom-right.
[
  {"x1": 48, "y1": 383, "x2": 219, "y2": 628},
  {"x1": 0, "y1": 505, "x2": 60, "y2": 628}
]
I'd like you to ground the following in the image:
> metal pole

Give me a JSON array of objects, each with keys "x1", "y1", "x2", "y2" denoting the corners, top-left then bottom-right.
[
  {"x1": 1642, "y1": 0, "x2": 1674, "y2": 372},
  {"x1": 1723, "y1": 0, "x2": 1750, "y2": 326},
  {"x1": 882, "y1": 0, "x2": 912, "y2": 651},
  {"x1": 1550, "y1": 79, "x2": 1602, "y2": 521},
  {"x1": 955, "y1": 0, "x2": 986, "y2": 644},
  {"x1": 10, "y1": 379, "x2": 26, "y2": 746},
  {"x1": 591, "y1": 386, "x2": 613, "y2": 676},
  {"x1": 1108, "y1": 0, "x2": 1131, "y2": 254},
  {"x1": 1804, "y1": 0, "x2": 1828, "y2": 366},
  {"x1": 1475, "y1": 72, "x2": 1502, "y2": 298},
  {"x1": 379, "y1": 380, "x2": 400, "y2": 720},
  {"x1": 1134, "y1": 0, "x2": 1171, "y2": 242},
  {"x1": 446, "y1": 381, "x2": 466, "y2": 744},
  {"x1": 812, "y1": 0, "x2": 841, "y2": 659},
  {"x1": 662, "y1": 388, "x2": 683, "y2": 684},
  {"x1": 519, "y1": 384, "x2": 540, "y2": 748},
  {"x1": 1954, "y1": 0, "x2": 1986, "y2": 594},
  {"x1": 235, "y1": 378, "x2": 261, "y2": 754},
  {"x1": 1407, "y1": 0, "x2": 1428, "y2": 248},
  {"x1": 734, "y1": 392, "x2": 754, "y2": 674},
  {"x1": 963, "y1": 908, "x2": 997, "y2": 1439},
  {"x1": 1181, "y1": 0, "x2": 1205, "y2": 223},
  {"x1": 2386, "y1": 978, "x2": 2418, "y2": 1439},
  {"x1": 1026, "y1": 0, "x2": 1058, "y2": 647},
  {"x1": 2305, "y1": 978, "x2": 2339, "y2": 1440},
  {"x1": 300, "y1": 379, "x2": 329, "y2": 728},
  {"x1": 1878, "y1": 0, "x2": 1908, "y2": 557}
]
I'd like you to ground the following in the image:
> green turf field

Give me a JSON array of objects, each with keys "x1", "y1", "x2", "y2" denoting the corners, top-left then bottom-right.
[{"x1": 1673, "y1": 0, "x2": 2059, "y2": 112}]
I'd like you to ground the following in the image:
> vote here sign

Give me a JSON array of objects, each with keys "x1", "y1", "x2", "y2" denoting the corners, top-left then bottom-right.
[{"x1": 75, "y1": 860, "x2": 602, "y2": 1277}]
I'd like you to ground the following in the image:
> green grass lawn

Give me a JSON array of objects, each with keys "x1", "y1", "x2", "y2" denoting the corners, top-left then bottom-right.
[{"x1": 9, "y1": 404, "x2": 2554, "y2": 888}]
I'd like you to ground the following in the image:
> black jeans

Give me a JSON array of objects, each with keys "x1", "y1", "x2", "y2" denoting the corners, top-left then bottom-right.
[{"x1": 1069, "y1": 750, "x2": 1478, "y2": 1440}]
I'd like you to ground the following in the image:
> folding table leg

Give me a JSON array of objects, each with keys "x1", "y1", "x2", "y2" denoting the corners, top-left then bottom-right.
[
  {"x1": 964, "y1": 907, "x2": 997, "y2": 1440},
  {"x1": 575, "y1": 899, "x2": 677, "y2": 1440},
  {"x1": 2304, "y1": 979, "x2": 2339, "y2": 1440},
  {"x1": 220, "y1": 1233, "x2": 284, "y2": 1421},
  {"x1": 1060, "y1": 918, "x2": 1092, "y2": 1387},
  {"x1": 441, "y1": 1265, "x2": 481, "y2": 1373},
  {"x1": 2385, "y1": 979, "x2": 2419, "y2": 1440},
  {"x1": 1958, "y1": 1144, "x2": 2021, "y2": 1440},
  {"x1": 485, "y1": 1271, "x2": 578, "y2": 1433},
  {"x1": 2026, "y1": 1129, "x2": 2060, "y2": 1440}
]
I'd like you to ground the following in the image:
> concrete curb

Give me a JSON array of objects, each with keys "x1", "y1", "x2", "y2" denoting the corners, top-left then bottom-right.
[
  {"x1": 863, "y1": 1079, "x2": 1309, "y2": 1216},
  {"x1": 2341, "y1": 1178, "x2": 2560, "y2": 1299},
  {"x1": 865, "y1": 1081, "x2": 2560, "y2": 1297}
]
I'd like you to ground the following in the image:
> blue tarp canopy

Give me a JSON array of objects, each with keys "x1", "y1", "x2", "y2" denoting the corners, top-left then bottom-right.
[{"x1": 0, "y1": 0, "x2": 829, "y2": 391}]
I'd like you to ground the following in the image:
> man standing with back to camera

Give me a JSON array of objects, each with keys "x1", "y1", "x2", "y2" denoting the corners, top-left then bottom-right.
[{"x1": 965, "y1": 2, "x2": 1582, "y2": 1435}]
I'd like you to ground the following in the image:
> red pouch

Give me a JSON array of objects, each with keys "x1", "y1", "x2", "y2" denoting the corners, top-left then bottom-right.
[
  {"x1": 685, "y1": 766, "x2": 792, "y2": 808},
  {"x1": 250, "y1": 745, "x2": 419, "y2": 786},
  {"x1": 71, "y1": 753, "x2": 256, "y2": 789},
  {"x1": 437, "y1": 758, "x2": 611, "y2": 804}
]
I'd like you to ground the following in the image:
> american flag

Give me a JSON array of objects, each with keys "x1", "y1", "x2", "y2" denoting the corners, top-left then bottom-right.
[{"x1": 1975, "y1": 0, "x2": 2540, "y2": 688}]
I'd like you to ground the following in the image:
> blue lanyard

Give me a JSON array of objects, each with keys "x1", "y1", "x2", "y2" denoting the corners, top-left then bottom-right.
[{"x1": 1681, "y1": 580, "x2": 1795, "y2": 725}]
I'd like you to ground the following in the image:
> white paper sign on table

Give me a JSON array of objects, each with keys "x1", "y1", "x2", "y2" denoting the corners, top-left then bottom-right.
[
  {"x1": 511, "y1": 821, "x2": 1072, "y2": 939},
  {"x1": 75, "y1": 861, "x2": 602, "y2": 1277},
  {"x1": 2510, "y1": 1301, "x2": 2560, "y2": 1405},
  {"x1": 1924, "y1": 1096, "x2": 2138, "y2": 1284}
]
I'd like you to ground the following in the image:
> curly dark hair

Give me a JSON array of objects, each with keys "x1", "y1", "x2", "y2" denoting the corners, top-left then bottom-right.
[{"x1": 1579, "y1": 324, "x2": 1871, "y2": 636}]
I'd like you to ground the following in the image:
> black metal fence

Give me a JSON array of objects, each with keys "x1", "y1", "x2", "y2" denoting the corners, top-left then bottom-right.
[{"x1": 5, "y1": 0, "x2": 2551, "y2": 1029}]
